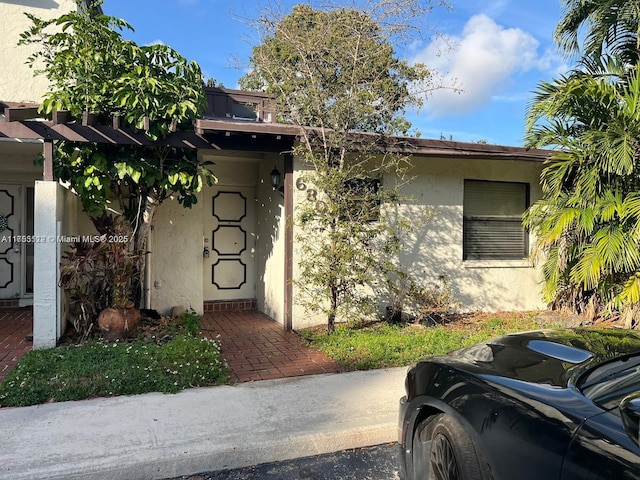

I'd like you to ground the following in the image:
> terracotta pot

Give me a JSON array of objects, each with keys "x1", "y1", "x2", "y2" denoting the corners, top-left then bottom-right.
[{"x1": 98, "y1": 306, "x2": 141, "y2": 340}]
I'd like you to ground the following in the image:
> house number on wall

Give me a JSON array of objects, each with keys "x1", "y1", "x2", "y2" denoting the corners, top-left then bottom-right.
[{"x1": 296, "y1": 177, "x2": 326, "y2": 211}]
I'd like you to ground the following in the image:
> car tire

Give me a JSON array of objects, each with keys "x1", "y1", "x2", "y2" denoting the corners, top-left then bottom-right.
[{"x1": 413, "y1": 414, "x2": 491, "y2": 480}]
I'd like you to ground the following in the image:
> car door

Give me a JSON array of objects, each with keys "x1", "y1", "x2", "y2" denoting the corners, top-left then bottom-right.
[{"x1": 561, "y1": 411, "x2": 640, "y2": 480}]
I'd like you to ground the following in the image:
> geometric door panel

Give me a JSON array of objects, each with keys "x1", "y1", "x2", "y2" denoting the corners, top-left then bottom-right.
[
  {"x1": 212, "y1": 259, "x2": 247, "y2": 290},
  {"x1": 0, "y1": 185, "x2": 22, "y2": 299},
  {"x1": 212, "y1": 191, "x2": 247, "y2": 222},
  {"x1": 203, "y1": 187, "x2": 255, "y2": 300},
  {"x1": 213, "y1": 225, "x2": 246, "y2": 256}
]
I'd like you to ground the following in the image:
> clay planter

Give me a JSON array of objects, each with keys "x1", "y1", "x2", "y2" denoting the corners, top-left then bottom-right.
[{"x1": 97, "y1": 306, "x2": 141, "y2": 340}]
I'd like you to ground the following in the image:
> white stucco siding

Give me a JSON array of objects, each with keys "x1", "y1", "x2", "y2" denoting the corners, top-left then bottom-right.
[
  {"x1": 401, "y1": 155, "x2": 545, "y2": 313},
  {"x1": 150, "y1": 192, "x2": 205, "y2": 316},
  {"x1": 150, "y1": 152, "x2": 269, "y2": 316},
  {"x1": 255, "y1": 153, "x2": 286, "y2": 325},
  {"x1": 290, "y1": 155, "x2": 546, "y2": 330},
  {"x1": 0, "y1": 141, "x2": 43, "y2": 178},
  {"x1": 32, "y1": 181, "x2": 61, "y2": 348},
  {"x1": 1, "y1": 0, "x2": 77, "y2": 103},
  {"x1": 290, "y1": 161, "x2": 325, "y2": 329}
]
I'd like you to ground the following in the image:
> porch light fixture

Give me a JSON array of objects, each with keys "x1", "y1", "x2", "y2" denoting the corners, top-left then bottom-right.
[
  {"x1": 270, "y1": 167, "x2": 281, "y2": 190},
  {"x1": 270, "y1": 167, "x2": 284, "y2": 195}
]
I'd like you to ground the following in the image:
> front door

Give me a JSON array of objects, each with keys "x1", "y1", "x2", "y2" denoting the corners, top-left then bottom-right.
[
  {"x1": 0, "y1": 185, "x2": 22, "y2": 300},
  {"x1": 203, "y1": 187, "x2": 256, "y2": 301}
]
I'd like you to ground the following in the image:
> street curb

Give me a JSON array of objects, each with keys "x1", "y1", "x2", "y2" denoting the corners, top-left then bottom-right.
[{"x1": 0, "y1": 368, "x2": 407, "y2": 480}]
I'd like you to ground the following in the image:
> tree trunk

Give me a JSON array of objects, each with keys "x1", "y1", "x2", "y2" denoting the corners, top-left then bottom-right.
[
  {"x1": 135, "y1": 190, "x2": 161, "y2": 253},
  {"x1": 328, "y1": 285, "x2": 338, "y2": 333}
]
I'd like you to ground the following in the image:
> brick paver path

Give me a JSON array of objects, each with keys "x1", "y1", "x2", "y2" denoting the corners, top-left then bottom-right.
[
  {"x1": 0, "y1": 308, "x2": 33, "y2": 382},
  {"x1": 0, "y1": 308, "x2": 341, "y2": 385},
  {"x1": 201, "y1": 310, "x2": 342, "y2": 382}
]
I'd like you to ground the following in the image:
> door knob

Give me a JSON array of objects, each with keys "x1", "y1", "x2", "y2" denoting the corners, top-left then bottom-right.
[{"x1": 13, "y1": 247, "x2": 19, "y2": 253}]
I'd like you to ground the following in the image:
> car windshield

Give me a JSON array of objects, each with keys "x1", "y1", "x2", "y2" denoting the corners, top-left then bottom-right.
[{"x1": 578, "y1": 354, "x2": 640, "y2": 410}]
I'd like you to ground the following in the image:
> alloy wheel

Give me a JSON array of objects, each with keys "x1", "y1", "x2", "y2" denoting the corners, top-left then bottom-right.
[{"x1": 430, "y1": 431, "x2": 461, "y2": 480}]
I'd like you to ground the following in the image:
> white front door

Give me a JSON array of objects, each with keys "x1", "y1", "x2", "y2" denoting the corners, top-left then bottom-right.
[
  {"x1": 203, "y1": 187, "x2": 256, "y2": 301},
  {"x1": 0, "y1": 185, "x2": 22, "y2": 300}
]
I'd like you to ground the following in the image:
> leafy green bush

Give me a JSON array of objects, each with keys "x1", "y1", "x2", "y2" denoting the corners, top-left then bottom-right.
[{"x1": 177, "y1": 309, "x2": 202, "y2": 336}]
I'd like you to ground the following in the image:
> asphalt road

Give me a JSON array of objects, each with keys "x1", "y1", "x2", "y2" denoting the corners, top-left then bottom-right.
[{"x1": 169, "y1": 443, "x2": 400, "y2": 480}]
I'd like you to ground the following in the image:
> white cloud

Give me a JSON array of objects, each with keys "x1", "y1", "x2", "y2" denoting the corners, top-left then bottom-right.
[
  {"x1": 146, "y1": 39, "x2": 166, "y2": 46},
  {"x1": 414, "y1": 14, "x2": 555, "y2": 117}
]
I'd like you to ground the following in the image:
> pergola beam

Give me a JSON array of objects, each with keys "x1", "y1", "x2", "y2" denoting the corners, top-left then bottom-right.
[{"x1": 3, "y1": 106, "x2": 40, "y2": 122}]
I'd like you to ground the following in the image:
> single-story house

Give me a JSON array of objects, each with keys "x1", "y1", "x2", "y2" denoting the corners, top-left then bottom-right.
[{"x1": 0, "y1": 0, "x2": 549, "y2": 348}]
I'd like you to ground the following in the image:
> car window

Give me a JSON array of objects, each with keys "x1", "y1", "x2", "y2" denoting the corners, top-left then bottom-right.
[{"x1": 578, "y1": 354, "x2": 640, "y2": 410}]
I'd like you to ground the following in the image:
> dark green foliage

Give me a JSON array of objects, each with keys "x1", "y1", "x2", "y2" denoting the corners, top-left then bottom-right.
[
  {"x1": 177, "y1": 309, "x2": 202, "y2": 336},
  {"x1": 19, "y1": 0, "x2": 215, "y2": 253},
  {"x1": 525, "y1": 1, "x2": 640, "y2": 326}
]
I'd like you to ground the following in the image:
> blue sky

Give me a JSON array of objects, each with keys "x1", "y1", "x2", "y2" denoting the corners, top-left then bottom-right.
[{"x1": 102, "y1": 0, "x2": 569, "y2": 147}]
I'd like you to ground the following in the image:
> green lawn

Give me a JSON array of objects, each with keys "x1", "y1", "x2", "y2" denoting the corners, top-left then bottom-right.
[
  {"x1": 0, "y1": 310, "x2": 568, "y2": 408},
  {"x1": 0, "y1": 334, "x2": 230, "y2": 407},
  {"x1": 300, "y1": 311, "x2": 567, "y2": 370}
]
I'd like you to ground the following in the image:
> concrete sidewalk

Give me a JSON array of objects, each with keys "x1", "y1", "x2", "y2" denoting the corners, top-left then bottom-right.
[{"x1": 0, "y1": 367, "x2": 408, "y2": 480}]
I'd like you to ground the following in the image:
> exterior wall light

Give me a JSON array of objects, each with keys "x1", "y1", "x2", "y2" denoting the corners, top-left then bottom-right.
[{"x1": 270, "y1": 167, "x2": 281, "y2": 190}]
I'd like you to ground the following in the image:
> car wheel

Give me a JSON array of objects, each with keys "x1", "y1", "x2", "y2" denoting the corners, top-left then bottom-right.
[{"x1": 414, "y1": 414, "x2": 491, "y2": 480}]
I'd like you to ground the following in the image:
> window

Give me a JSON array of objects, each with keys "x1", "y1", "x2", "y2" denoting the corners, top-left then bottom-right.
[
  {"x1": 344, "y1": 178, "x2": 380, "y2": 222},
  {"x1": 463, "y1": 180, "x2": 529, "y2": 260},
  {"x1": 232, "y1": 102, "x2": 258, "y2": 121}
]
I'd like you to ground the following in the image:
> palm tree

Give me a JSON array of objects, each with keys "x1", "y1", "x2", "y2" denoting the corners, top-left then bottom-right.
[
  {"x1": 554, "y1": 0, "x2": 640, "y2": 63},
  {"x1": 525, "y1": 58, "x2": 640, "y2": 326}
]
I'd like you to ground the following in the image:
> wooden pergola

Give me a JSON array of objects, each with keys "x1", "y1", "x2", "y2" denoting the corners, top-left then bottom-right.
[{"x1": 0, "y1": 102, "x2": 299, "y2": 182}]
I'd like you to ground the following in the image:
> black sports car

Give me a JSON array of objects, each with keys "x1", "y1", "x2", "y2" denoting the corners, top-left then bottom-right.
[{"x1": 398, "y1": 328, "x2": 640, "y2": 480}]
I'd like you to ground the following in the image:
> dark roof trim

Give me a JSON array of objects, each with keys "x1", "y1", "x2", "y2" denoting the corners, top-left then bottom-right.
[
  {"x1": 405, "y1": 138, "x2": 550, "y2": 161},
  {"x1": 196, "y1": 119, "x2": 549, "y2": 161},
  {"x1": 195, "y1": 118, "x2": 300, "y2": 137},
  {"x1": 1, "y1": 103, "x2": 550, "y2": 161}
]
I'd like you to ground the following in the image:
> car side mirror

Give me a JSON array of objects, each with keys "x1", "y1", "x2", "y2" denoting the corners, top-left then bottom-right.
[{"x1": 619, "y1": 392, "x2": 640, "y2": 447}]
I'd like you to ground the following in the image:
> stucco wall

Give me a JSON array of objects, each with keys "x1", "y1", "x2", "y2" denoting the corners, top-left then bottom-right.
[
  {"x1": 0, "y1": 141, "x2": 43, "y2": 178},
  {"x1": 150, "y1": 192, "x2": 205, "y2": 316},
  {"x1": 398, "y1": 156, "x2": 545, "y2": 312},
  {"x1": 33, "y1": 181, "x2": 61, "y2": 348},
  {"x1": 150, "y1": 152, "x2": 266, "y2": 316},
  {"x1": 255, "y1": 153, "x2": 286, "y2": 325},
  {"x1": 290, "y1": 155, "x2": 546, "y2": 330},
  {"x1": 1, "y1": 0, "x2": 78, "y2": 103}
]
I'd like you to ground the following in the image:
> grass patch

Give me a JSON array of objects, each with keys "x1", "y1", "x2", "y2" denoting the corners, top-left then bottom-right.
[
  {"x1": 0, "y1": 334, "x2": 230, "y2": 407},
  {"x1": 300, "y1": 311, "x2": 567, "y2": 370}
]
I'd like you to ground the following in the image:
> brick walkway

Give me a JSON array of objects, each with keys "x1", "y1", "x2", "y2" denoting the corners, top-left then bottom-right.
[
  {"x1": 201, "y1": 310, "x2": 342, "y2": 382},
  {"x1": 0, "y1": 308, "x2": 33, "y2": 383},
  {"x1": 0, "y1": 308, "x2": 341, "y2": 384}
]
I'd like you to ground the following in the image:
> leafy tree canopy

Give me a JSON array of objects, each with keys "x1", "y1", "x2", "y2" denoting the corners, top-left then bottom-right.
[
  {"x1": 19, "y1": 0, "x2": 215, "y2": 253},
  {"x1": 239, "y1": 1, "x2": 444, "y2": 330},
  {"x1": 554, "y1": 0, "x2": 640, "y2": 63},
  {"x1": 19, "y1": 0, "x2": 216, "y2": 312},
  {"x1": 240, "y1": 3, "x2": 432, "y2": 137},
  {"x1": 525, "y1": 0, "x2": 640, "y2": 326},
  {"x1": 20, "y1": 2, "x2": 205, "y2": 140}
]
